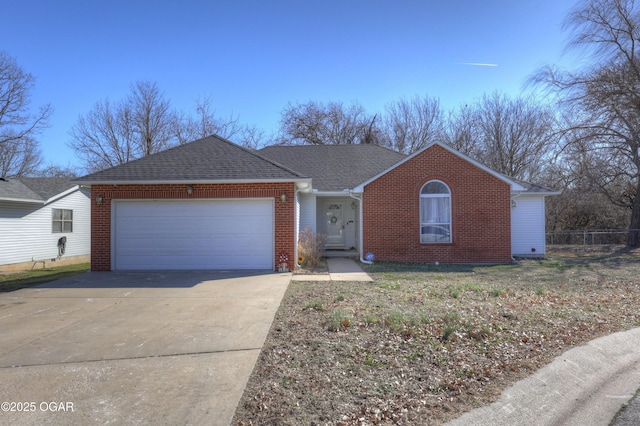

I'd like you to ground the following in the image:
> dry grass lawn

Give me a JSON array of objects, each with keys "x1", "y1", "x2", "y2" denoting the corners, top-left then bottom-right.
[{"x1": 233, "y1": 247, "x2": 640, "y2": 425}]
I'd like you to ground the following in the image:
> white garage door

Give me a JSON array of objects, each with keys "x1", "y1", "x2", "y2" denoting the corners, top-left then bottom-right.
[{"x1": 113, "y1": 199, "x2": 274, "y2": 270}]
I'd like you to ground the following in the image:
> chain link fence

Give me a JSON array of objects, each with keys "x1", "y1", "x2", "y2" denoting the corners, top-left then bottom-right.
[{"x1": 546, "y1": 229, "x2": 640, "y2": 247}]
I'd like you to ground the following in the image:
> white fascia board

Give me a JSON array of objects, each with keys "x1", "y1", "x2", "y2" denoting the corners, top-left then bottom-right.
[
  {"x1": 353, "y1": 141, "x2": 526, "y2": 192},
  {"x1": 312, "y1": 189, "x2": 363, "y2": 196},
  {"x1": 75, "y1": 178, "x2": 313, "y2": 186},
  {"x1": 511, "y1": 190, "x2": 562, "y2": 197},
  {"x1": 0, "y1": 197, "x2": 45, "y2": 204},
  {"x1": 44, "y1": 185, "x2": 80, "y2": 204},
  {"x1": 295, "y1": 180, "x2": 313, "y2": 192}
]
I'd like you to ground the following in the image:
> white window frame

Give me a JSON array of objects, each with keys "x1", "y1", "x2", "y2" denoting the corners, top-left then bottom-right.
[
  {"x1": 420, "y1": 180, "x2": 451, "y2": 243},
  {"x1": 52, "y1": 208, "x2": 73, "y2": 233}
]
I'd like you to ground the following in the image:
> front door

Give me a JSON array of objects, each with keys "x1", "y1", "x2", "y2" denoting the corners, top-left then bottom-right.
[{"x1": 324, "y1": 202, "x2": 345, "y2": 248}]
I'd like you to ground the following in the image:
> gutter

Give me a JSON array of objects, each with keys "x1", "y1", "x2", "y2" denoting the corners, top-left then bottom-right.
[{"x1": 349, "y1": 192, "x2": 373, "y2": 265}]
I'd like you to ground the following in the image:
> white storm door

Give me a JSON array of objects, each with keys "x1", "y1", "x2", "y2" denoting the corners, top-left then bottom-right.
[{"x1": 324, "y1": 202, "x2": 345, "y2": 248}]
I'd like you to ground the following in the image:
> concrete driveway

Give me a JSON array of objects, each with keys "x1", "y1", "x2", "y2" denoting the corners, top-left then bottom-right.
[{"x1": 0, "y1": 270, "x2": 290, "y2": 425}]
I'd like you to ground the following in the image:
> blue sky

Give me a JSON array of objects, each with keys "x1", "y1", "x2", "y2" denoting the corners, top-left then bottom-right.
[{"x1": 4, "y1": 0, "x2": 579, "y2": 169}]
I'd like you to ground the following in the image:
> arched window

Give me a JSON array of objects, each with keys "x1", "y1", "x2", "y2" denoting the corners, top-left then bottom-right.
[{"x1": 420, "y1": 181, "x2": 451, "y2": 243}]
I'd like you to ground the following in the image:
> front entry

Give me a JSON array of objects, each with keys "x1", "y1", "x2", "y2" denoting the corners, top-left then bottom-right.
[{"x1": 324, "y1": 202, "x2": 345, "y2": 248}]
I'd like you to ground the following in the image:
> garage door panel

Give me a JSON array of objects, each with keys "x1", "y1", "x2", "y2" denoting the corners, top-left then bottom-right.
[{"x1": 114, "y1": 200, "x2": 274, "y2": 270}]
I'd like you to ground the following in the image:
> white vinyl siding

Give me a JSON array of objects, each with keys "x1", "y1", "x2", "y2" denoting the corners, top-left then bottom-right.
[
  {"x1": 0, "y1": 188, "x2": 91, "y2": 266},
  {"x1": 112, "y1": 199, "x2": 274, "y2": 270},
  {"x1": 511, "y1": 195, "x2": 547, "y2": 256},
  {"x1": 298, "y1": 193, "x2": 317, "y2": 233}
]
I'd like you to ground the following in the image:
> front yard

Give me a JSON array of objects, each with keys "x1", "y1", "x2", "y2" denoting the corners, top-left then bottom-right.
[
  {"x1": 233, "y1": 247, "x2": 640, "y2": 425},
  {"x1": 0, "y1": 263, "x2": 90, "y2": 293}
]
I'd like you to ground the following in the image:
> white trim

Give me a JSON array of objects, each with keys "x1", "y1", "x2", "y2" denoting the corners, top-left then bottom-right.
[
  {"x1": 312, "y1": 190, "x2": 361, "y2": 196},
  {"x1": 0, "y1": 197, "x2": 44, "y2": 204},
  {"x1": 420, "y1": 180, "x2": 452, "y2": 244},
  {"x1": 511, "y1": 190, "x2": 561, "y2": 196},
  {"x1": 45, "y1": 185, "x2": 82, "y2": 204},
  {"x1": 353, "y1": 141, "x2": 526, "y2": 192},
  {"x1": 76, "y1": 178, "x2": 312, "y2": 186},
  {"x1": 349, "y1": 192, "x2": 371, "y2": 264}
]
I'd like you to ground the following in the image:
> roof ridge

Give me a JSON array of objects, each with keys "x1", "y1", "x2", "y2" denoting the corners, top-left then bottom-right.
[{"x1": 211, "y1": 135, "x2": 309, "y2": 178}]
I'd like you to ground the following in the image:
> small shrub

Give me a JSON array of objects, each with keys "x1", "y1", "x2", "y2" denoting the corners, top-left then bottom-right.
[
  {"x1": 335, "y1": 294, "x2": 345, "y2": 302},
  {"x1": 328, "y1": 309, "x2": 351, "y2": 331},
  {"x1": 385, "y1": 311, "x2": 408, "y2": 332},
  {"x1": 441, "y1": 310, "x2": 461, "y2": 341},
  {"x1": 305, "y1": 301, "x2": 324, "y2": 311},
  {"x1": 298, "y1": 227, "x2": 326, "y2": 269},
  {"x1": 491, "y1": 288, "x2": 505, "y2": 297},
  {"x1": 463, "y1": 282, "x2": 481, "y2": 293},
  {"x1": 365, "y1": 315, "x2": 380, "y2": 325}
]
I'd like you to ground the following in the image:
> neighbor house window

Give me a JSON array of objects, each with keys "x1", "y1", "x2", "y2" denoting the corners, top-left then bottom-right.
[
  {"x1": 420, "y1": 181, "x2": 451, "y2": 243},
  {"x1": 52, "y1": 209, "x2": 73, "y2": 233}
]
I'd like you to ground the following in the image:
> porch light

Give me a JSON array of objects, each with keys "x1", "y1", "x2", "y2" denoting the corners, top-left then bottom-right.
[
  {"x1": 187, "y1": 186, "x2": 193, "y2": 195},
  {"x1": 280, "y1": 193, "x2": 287, "y2": 203},
  {"x1": 96, "y1": 195, "x2": 103, "y2": 205}
]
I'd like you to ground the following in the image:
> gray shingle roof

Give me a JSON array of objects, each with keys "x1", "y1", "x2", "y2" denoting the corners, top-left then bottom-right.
[
  {"x1": 259, "y1": 144, "x2": 406, "y2": 191},
  {"x1": 0, "y1": 177, "x2": 76, "y2": 203},
  {"x1": 74, "y1": 135, "x2": 308, "y2": 184}
]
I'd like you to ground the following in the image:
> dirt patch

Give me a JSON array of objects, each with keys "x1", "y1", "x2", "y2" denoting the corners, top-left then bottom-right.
[{"x1": 233, "y1": 249, "x2": 640, "y2": 425}]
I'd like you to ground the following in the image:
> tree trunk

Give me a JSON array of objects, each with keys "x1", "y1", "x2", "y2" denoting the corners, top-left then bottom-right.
[{"x1": 628, "y1": 189, "x2": 640, "y2": 247}]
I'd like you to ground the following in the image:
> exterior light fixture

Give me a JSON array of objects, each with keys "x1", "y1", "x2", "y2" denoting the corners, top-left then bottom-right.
[
  {"x1": 187, "y1": 186, "x2": 194, "y2": 195},
  {"x1": 280, "y1": 193, "x2": 287, "y2": 203},
  {"x1": 96, "y1": 195, "x2": 103, "y2": 205}
]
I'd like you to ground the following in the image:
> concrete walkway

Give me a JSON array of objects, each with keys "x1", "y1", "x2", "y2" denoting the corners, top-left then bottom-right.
[
  {"x1": 446, "y1": 327, "x2": 640, "y2": 426},
  {"x1": 292, "y1": 258, "x2": 373, "y2": 282}
]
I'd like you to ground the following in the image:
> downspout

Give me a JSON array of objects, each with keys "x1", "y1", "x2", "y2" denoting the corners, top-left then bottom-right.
[{"x1": 349, "y1": 192, "x2": 373, "y2": 264}]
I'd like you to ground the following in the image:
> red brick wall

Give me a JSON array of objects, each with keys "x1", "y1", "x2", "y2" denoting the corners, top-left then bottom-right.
[
  {"x1": 363, "y1": 145, "x2": 512, "y2": 264},
  {"x1": 90, "y1": 182, "x2": 296, "y2": 271}
]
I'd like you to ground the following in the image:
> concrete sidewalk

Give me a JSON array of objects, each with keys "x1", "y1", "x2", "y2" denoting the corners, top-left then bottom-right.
[
  {"x1": 446, "y1": 327, "x2": 640, "y2": 426},
  {"x1": 292, "y1": 258, "x2": 373, "y2": 282}
]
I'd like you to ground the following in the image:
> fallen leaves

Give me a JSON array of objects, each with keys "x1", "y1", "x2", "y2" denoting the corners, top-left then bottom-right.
[{"x1": 233, "y1": 249, "x2": 640, "y2": 425}]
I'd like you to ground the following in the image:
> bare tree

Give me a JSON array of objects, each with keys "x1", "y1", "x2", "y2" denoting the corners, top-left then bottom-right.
[
  {"x1": 129, "y1": 80, "x2": 175, "y2": 157},
  {"x1": 442, "y1": 105, "x2": 480, "y2": 157},
  {"x1": 35, "y1": 164, "x2": 78, "y2": 177},
  {"x1": 0, "y1": 51, "x2": 50, "y2": 177},
  {"x1": 69, "y1": 99, "x2": 139, "y2": 172},
  {"x1": 235, "y1": 124, "x2": 267, "y2": 150},
  {"x1": 534, "y1": 0, "x2": 640, "y2": 245},
  {"x1": 69, "y1": 80, "x2": 177, "y2": 172},
  {"x1": 381, "y1": 95, "x2": 444, "y2": 154},
  {"x1": 0, "y1": 137, "x2": 42, "y2": 177},
  {"x1": 472, "y1": 92, "x2": 558, "y2": 181},
  {"x1": 442, "y1": 93, "x2": 557, "y2": 181},
  {"x1": 278, "y1": 101, "x2": 378, "y2": 145},
  {"x1": 174, "y1": 95, "x2": 242, "y2": 144}
]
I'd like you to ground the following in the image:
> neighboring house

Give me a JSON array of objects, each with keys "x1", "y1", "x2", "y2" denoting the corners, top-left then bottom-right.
[
  {"x1": 0, "y1": 177, "x2": 91, "y2": 272},
  {"x1": 74, "y1": 135, "x2": 557, "y2": 272}
]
